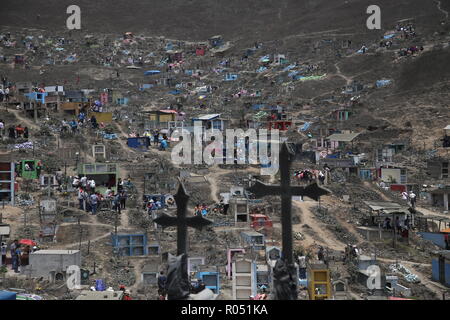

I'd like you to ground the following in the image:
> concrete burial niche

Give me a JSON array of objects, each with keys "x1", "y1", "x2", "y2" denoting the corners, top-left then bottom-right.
[
  {"x1": 111, "y1": 234, "x2": 148, "y2": 256},
  {"x1": 232, "y1": 258, "x2": 257, "y2": 300},
  {"x1": 27, "y1": 250, "x2": 81, "y2": 281},
  {"x1": 141, "y1": 260, "x2": 160, "y2": 285},
  {"x1": 0, "y1": 161, "x2": 15, "y2": 205},
  {"x1": 230, "y1": 198, "x2": 249, "y2": 223},
  {"x1": 40, "y1": 198, "x2": 57, "y2": 213},
  {"x1": 188, "y1": 257, "x2": 205, "y2": 274}
]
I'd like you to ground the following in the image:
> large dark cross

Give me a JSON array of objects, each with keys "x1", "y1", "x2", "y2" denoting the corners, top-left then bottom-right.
[
  {"x1": 247, "y1": 142, "x2": 330, "y2": 299},
  {"x1": 153, "y1": 180, "x2": 213, "y2": 255}
]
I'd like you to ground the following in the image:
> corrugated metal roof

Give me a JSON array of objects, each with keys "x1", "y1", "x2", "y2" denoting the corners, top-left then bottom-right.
[
  {"x1": 193, "y1": 114, "x2": 221, "y2": 121},
  {"x1": 327, "y1": 133, "x2": 360, "y2": 142}
]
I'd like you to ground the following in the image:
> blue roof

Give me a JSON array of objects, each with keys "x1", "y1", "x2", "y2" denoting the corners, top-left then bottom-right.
[
  {"x1": 144, "y1": 70, "x2": 161, "y2": 76},
  {"x1": 0, "y1": 291, "x2": 17, "y2": 300}
]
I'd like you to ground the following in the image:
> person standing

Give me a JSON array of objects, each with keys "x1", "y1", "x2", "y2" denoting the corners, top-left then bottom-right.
[
  {"x1": 120, "y1": 191, "x2": 127, "y2": 210},
  {"x1": 157, "y1": 271, "x2": 167, "y2": 297},
  {"x1": 409, "y1": 191, "x2": 416, "y2": 208},
  {"x1": 77, "y1": 187, "x2": 85, "y2": 210},
  {"x1": 90, "y1": 193, "x2": 98, "y2": 215},
  {"x1": 1, "y1": 242, "x2": 7, "y2": 266}
]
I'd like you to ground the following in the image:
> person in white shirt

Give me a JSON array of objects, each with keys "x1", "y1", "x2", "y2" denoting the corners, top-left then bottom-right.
[
  {"x1": 409, "y1": 191, "x2": 416, "y2": 208},
  {"x1": 80, "y1": 176, "x2": 87, "y2": 188},
  {"x1": 89, "y1": 179, "x2": 96, "y2": 193}
]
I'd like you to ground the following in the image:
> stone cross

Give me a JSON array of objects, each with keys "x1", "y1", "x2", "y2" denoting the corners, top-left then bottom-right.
[
  {"x1": 153, "y1": 180, "x2": 213, "y2": 255},
  {"x1": 246, "y1": 142, "x2": 330, "y2": 299}
]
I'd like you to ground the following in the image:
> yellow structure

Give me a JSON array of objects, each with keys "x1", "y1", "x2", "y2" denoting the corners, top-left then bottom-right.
[
  {"x1": 60, "y1": 102, "x2": 89, "y2": 116},
  {"x1": 88, "y1": 112, "x2": 113, "y2": 123},
  {"x1": 148, "y1": 110, "x2": 177, "y2": 123},
  {"x1": 307, "y1": 263, "x2": 331, "y2": 300}
]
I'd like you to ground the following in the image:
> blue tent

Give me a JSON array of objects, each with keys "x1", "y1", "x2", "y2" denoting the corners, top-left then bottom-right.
[
  {"x1": 0, "y1": 291, "x2": 17, "y2": 300},
  {"x1": 144, "y1": 70, "x2": 161, "y2": 76}
]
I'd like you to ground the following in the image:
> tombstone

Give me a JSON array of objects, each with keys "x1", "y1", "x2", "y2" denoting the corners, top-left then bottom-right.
[
  {"x1": 141, "y1": 260, "x2": 160, "y2": 285},
  {"x1": 232, "y1": 258, "x2": 257, "y2": 300},
  {"x1": 227, "y1": 249, "x2": 245, "y2": 279},
  {"x1": 308, "y1": 263, "x2": 331, "y2": 300},
  {"x1": 40, "y1": 199, "x2": 57, "y2": 213},
  {"x1": 230, "y1": 198, "x2": 249, "y2": 222},
  {"x1": 111, "y1": 234, "x2": 148, "y2": 256},
  {"x1": 256, "y1": 264, "x2": 270, "y2": 289},
  {"x1": 187, "y1": 257, "x2": 205, "y2": 274},
  {"x1": 40, "y1": 175, "x2": 58, "y2": 188},
  {"x1": 26, "y1": 250, "x2": 81, "y2": 281},
  {"x1": 266, "y1": 246, "x2": 282, "y2": 262},
  {"x1": 197, "y1": 267, "x2": 220, "y2": 294},
  {"x1": 332, "y1": 279, "x2": 349, "y2": 300},
  {"x1": 92, "y1": 144, "x2": 106, "y2": 161},
  {"x1": 147, "y1": 242, "x2": 160, "y2": 256},
  {"x1": 241, "y1": 231, "x2": 265, "y2": 250}
]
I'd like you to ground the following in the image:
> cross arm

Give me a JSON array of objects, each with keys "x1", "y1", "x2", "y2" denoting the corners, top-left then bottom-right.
[
  {"x1": 153, "y1": 213, "x2": 177, "y2": 228},
  {"x1": 291, "y1": 183, "x2": 331, "y2": 201},
  {"x1": 185, "y1": 215, "x2": 214, "y2": 230},
  {"x1": 247, "y1": 180, "x2": 281, "y2": 197}
]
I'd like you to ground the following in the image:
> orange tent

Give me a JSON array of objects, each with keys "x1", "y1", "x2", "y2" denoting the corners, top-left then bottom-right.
[{"x1": 441, "y1": 228, "x2": 450, "y2": 233}]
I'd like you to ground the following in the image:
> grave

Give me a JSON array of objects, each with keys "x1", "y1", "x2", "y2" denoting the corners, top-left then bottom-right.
[
  {"x1": 92, "y1": 145, "x2": 106, "y2": 161},
  {"x1": 240, "y1": 231, "x2": 265, "y2": 250},
  {"x1": 141, "y1": 260, "x2": 160, "y2": 285},
  {"x1": 111, "y1": 234, "x2": 148, "y2": 256},
  {"x1": 232, "y1": 258, "x2": 257, "y2": 300},
  {"x1": 40, "y1": 175, "x2": 58, "y2": 188},
  {"x1": 230, "y1": 197, "x2": 249, "y2": 222},
  {"x1": 147, "y1": 242, "x2": 160, "y2": 256},
  {"x1": 307, "y1": 263, "x2": 331, "y2": 300},
  {"x1": 0, "y1": 161, "x2": 15, "y2": 205},
  {"x1": 227, "y1": 248, "x2": 245, "y2": 279},
  {"x1": 197, "y1": 268, "x2": 220, "y2": 294},
  {"x1": 256, "y1": 264, "x2": 270, "y2": 289},
  {"x1": 188, "y1": 257, "x2": 205, "y2": 274},
  {"x1": 332, "y1": 279, "x2": 350, "y2": 300},
  {"x1": 78, "y1": 163, "x2": 118, "y2": 194},
  {"x1": 25, "y1": 250, "x2": 81, "y2": 281}
]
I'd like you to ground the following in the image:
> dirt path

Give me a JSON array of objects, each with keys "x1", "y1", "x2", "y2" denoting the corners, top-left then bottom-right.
[
  {"x1": 293, "y1": 199, "x2": 345, "y2": 251},
  {"x1": 435, "y1": 0, "x2": 449, "y2": 19},
  {"x1": 8, "y1": 108, "x2": 40, "y2": 130},
  {"x1": 363, "y1": 181, "x2": 450, "y2": 218},
  {"x1": 377, "y1": 258, "x2": 445, "y2": 299}
]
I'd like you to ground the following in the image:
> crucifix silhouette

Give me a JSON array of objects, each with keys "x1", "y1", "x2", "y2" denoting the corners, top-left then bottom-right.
[
  {"x1": 154, "y1": 180, "x2": 213, "y2": 255},
  {"x1": 247, "y1": 142, "x2": 330, "y2": 299},
  {"x1": 153, "y1": 180, "x2": 213, "y2": 300}
]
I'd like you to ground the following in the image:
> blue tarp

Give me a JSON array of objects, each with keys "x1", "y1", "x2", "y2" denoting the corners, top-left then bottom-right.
[
  {"x1": 289, "y1": 71, "x2": 299, "y2": 78},
  {"x1": 384, "y1": 34, "x2": 395, "y2": 39},
  {"x1": 0, "y1": 291, "x2": 17, "y2": 300},
  {"x1": 376, "y1": 80, "x2": 392, "y2": 88},
  {"x1": 283, "y1": 64, "x2": 296, "y2": 72},
  {"x1": 169, "y1": 90, "x2": 181, "y2": 95},
  {"x1": 144, "y1": 70, "x2": 161, "y2": 76},
  {"x1": 300, "y1": 122, "x2": 311, "y2": 131},
  {"x1": 257, "y1": 66, "x2": 267, "y2": 73}
]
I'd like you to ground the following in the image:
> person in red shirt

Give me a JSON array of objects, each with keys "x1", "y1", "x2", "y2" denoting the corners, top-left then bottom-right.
[{"x1": 123, "y1": 290, "x2": 132, "y2": 300}]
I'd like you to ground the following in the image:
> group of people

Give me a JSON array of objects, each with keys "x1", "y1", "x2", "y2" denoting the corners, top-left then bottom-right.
[
  {"x1": 77, "y1": 185, "x2": 127, "y2": 215},
  {"x1": 1, "y1": 240, "x2": 40, "y2": 273},
  {"x1": 0, "y1": 86, "x2": 10, "y2": 102},
  {"x1": 383, "y1": 215, "x2": 411, "y2": 236},
  {"x1": 294, "y1": 169, "x2": 326, "y2": 185},
  {"x1": 401, "y1": 190, "x2": 417, "y2": 208},
  {"x1": 194, "y1": 204, "x2": 209, "y2": 216},
  {"x1": 3, "y1": 123, "x2": 29, "y2": 139},
  {"x1": 398, "y1": 45, "x2": 424, "y2": 57}
]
